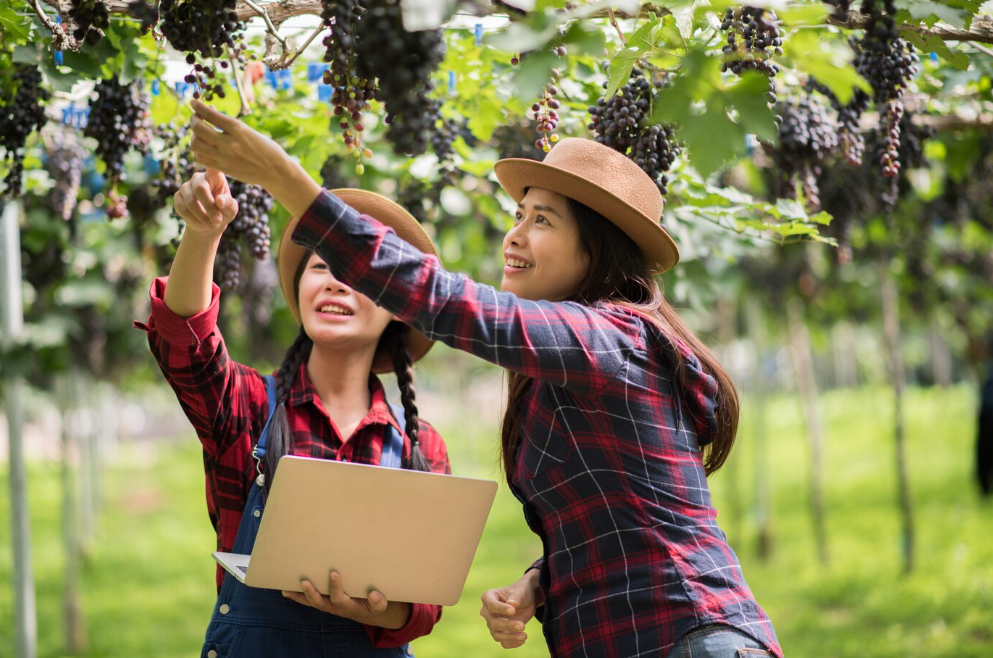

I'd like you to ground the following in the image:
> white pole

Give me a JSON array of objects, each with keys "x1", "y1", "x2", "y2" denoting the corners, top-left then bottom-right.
[{"x1": 1, "y1": 200, "x2": 37, "y2": 658}]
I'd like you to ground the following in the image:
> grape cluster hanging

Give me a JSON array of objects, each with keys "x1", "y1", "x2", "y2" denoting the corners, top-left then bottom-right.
[{"x1": 588, "y1": 68, "x2": 681, "y2": 196}]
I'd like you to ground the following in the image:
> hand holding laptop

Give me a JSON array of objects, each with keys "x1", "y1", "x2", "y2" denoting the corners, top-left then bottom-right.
[{"x1": 282, "y1": 569, "x2": 410, "y2": 630}]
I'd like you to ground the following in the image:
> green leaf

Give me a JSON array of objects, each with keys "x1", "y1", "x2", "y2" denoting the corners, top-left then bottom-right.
[
  {"x1": 484, "y1": 16, "x2": 558, "y2": 53},
  {"x1": 605, "y1": 49, "x2": 642, "y2": 98},
  {"x1": 900, "y1": 27, "x2": 970, "y2": 70},
  {"x1": 725, "y1": 72, "x2": 777, "y2": 143},
  {"x1": 905, "y1": 0, "x2": 968, "y2": 28},
  {"x1": 0, "y1": 4, "x2": 30, "y2": 42},
  {"x1": 512, "y1": 50, "x2": 558, "y2": 100},
  {"x1": 467, "y1": 95, "x2": 504, "y2": 142},
  {"x1": 652, "y1": 51, "x2": 772, "y2": 178},
  {"x1": 787, "y1": 31, "x2": 871, "y2": 105},
  {"x1": 400, "y1": 0, "x2": 458, "y2": 30}
]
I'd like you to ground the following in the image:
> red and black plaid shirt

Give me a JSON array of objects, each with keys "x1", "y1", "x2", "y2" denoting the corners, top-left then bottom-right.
[
  {"x1": 292, "y1": 190, "x2": 783, "y2": 658},
  {"x1": 136, "y1": 277, "x2": 451, "y2": 649}
]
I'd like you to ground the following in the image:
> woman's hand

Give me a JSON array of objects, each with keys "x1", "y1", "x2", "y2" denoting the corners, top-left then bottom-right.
[
  {"x1": 188, "y1": 99, "x2": 323, "y2": 218},
  {"x1": 282, "y1": 570, "x2": 411, "y2": 630},
  {"x1": 479, "y1": 570, "x2": 542, "y2": 649},
  {"x1": 173, "y1": 169, "x2": 239, "y2": 236},
  {"x1": 188, "y1": 99, "x2": 289, "y2": 189}
]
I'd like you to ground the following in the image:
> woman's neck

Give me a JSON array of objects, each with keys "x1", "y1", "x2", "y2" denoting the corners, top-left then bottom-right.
[{"x1": 306, "y1": 343, "x2": 379, "y2": 440}]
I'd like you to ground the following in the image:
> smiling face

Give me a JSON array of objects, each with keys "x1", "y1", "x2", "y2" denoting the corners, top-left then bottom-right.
[
  {"x1": 296, "y1": 252, "x2": 394, "y2": 351},
  {"x1": 501, "y1": 187, "x2": 590, "y2": 301}
]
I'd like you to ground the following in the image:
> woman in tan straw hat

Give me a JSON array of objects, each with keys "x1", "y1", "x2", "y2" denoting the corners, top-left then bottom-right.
[
  {"x1": 137, "y1": 167, "x2": 452, "y2": 657},
  {"x1": 187, "y1": 98, "x2": 781, "y2": 658}
]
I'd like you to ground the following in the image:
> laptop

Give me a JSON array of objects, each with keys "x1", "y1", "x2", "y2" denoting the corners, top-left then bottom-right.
[{"x1": 213, "y1": 455, "x2": 498, "y2": 607}]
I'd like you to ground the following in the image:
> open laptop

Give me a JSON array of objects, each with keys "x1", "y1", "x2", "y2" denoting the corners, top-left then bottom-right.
[{"x1": 213, "y1": 455, "x2": 498, "y2": 607}]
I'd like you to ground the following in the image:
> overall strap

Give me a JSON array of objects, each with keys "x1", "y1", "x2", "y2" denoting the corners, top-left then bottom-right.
[
  {"x1": 251, "y1": 374, "x2": 278, "y2": 486},
  {"x1": 382, "y1": 402, "x2": 406, "y2": 470}
]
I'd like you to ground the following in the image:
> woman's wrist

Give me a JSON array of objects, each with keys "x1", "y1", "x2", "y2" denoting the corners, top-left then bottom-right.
[
  {"x1": 373, "y1": 600, "x2": 411, "y2": 630},
  {"x1": 265, "y1": 153, "x2": 324, "y2": 219},
  {"x1": 521, "y1": 568, "x2": 544, "y2": 607}
]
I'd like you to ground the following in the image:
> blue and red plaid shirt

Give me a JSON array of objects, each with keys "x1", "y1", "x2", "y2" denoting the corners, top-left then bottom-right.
[
  {"x1": 292, "y1": 190, "x2": 783, "y2": 658},
  {"x1": 136, "y1": 277, "x2": 451, "y2": 649}
]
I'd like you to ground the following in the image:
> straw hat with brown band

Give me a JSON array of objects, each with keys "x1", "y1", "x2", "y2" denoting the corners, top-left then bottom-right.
[
  {"x1": 277, "y1": 188, "x2": 438, "y2": 374},
  {"x1": 493, "y1": 137, "x2": 680, "y2": 274}
]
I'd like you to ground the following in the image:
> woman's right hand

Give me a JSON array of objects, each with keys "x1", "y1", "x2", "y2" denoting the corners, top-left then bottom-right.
[
  {"x1": 173, "y1": 169, "x2": 239, "y2": 236},
  {"x1": 480, "y1": 570, "x2": 542, "y2": 649}
]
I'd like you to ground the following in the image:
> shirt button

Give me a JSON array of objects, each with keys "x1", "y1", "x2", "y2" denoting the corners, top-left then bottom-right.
[
  {"x1": 207, "y1": 650, "x2": 218, "y2": 658},
  {"x1": 253, "y1": 510, "x2": 261, "y2": 518},
  {"x1": 219, "y1": 604, "x2": 230, "y2": 615}
]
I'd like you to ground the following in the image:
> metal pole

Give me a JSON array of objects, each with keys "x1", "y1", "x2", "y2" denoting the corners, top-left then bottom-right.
[{"x1": 1, "y1": 200, "x2": 38, "y2": 658}]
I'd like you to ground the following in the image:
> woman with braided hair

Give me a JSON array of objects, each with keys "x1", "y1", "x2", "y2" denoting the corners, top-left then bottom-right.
[{"x1": 137, "y1": 169, "x2": 451, "y2": 657}]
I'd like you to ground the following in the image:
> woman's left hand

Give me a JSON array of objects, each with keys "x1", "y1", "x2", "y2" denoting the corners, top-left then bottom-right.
[
  {"x1": 282, "y1": 570, "x2": 411, "y2": 629},
  {"x1": 188, "y1": 99, "x2": 290, "y2": 189}
]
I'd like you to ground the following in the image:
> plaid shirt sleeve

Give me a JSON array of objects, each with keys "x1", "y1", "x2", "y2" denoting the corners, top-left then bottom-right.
[
  {"x1": 292, "y1": 191, "x2": 644, "y2": 396},
  {"x1": 135, "y1": 277, "x2": 267, "y2": 459},
  {"x1": 365, "y1": 418, "x2": 449, "y2": 648}
]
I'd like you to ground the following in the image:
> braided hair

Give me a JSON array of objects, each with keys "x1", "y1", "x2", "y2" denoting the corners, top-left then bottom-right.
[
  {"x1": 259, "y1": 252, "x2": 428, "y2": 494},
  {"x1": 378, "y1": 320, "x2": 431, "y2": 473},
  {"x1": 262, "y1": 326, "x2": 312, "y2": 496}
]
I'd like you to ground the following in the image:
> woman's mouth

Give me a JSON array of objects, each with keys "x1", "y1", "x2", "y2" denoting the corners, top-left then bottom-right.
[{"x1": 504, "y1": 257, "x2": 533, "y2": 274}]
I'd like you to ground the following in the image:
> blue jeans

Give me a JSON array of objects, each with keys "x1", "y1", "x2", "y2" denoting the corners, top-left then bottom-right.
[{"x1": 665, "y1": 625, "x2": 775, "y2": 658}]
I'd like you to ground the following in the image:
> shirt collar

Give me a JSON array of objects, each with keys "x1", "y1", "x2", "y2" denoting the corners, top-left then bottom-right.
[{"x1": 288, "y1": 361, "x2": 404, "y2": 435}]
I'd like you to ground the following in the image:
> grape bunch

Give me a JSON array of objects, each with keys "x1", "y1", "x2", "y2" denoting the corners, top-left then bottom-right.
[
  {"x1": 822, "y1": 0, "x2": 851, "y2": 21},
  {"x1": 160, "y1": 0, "x2": 246, "y2": 99},
  {"x1": 215, "y1": 235, "x2": 241, "y2": 291},
  {"x1": 720, "y1": 7, "x2": 782, "y2": 109},
  {"x1": 354, "y1": 0, "x2": 445, "y2": 100},
  {"x1": 68, "y1": 0, "x2": 110, "y2": 46},
  {"x1": 152, "y1": 123, "x2": 193, "y2": 205},
  {"x1": 765, "y1": 95, "x2": 838, "y2": 210},
  {"x1": 45, "y1": 128, "x2": 86, "y2": 221},
  {"x1": 853, "y1": 0, "x2": 919, "y2": 175},
  {"x1": 864, "y1": 108, "x2": 934, "y2": 207},
  {"x1": 228, "y1": 180, "x2": 274, "y2": 260},
  {"x1": 352, "y1": 0, "x2": 447, "y2": 156},
  {"x1": 320, "y1": 154, "x2": 357, "y2": 190},
  {"x1": 1, "y1": 64, "x2": 50, "y2": 198},
  {"x1": 807, "y1": 75, "x2": 870, "y2": 166},
  {"x1": 320, "y1": 0, "x2": 376, "y2": 156},
  {"x1": 127, "y1": 0, "x2": 159, "y2": 34},
  {"x1": 588, "y1": 68, "x2": 680, "y2": 195},
  {"x1": 83, "y1": 77, "x2": 152, "y2": 196}
]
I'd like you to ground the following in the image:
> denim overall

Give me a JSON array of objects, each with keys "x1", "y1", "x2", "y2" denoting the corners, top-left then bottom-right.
[{"x1": 201, "y1": 375, "x2": 413, "y2": 658}]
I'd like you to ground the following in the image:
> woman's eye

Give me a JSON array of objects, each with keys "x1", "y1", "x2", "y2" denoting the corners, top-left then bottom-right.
[
  {"x1": 536, "y1": 215, "x2": 549, "y2": 225},
  {"x1": 514, "y1": 213, "x2": 523, "y2": 224}
]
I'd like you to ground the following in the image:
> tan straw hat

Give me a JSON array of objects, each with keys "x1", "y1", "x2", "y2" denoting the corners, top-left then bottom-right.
[
  {"x1": 493, "y1": 137, "x2": 679, "y2": 273},
  {"x1": 277, "y1": 189, "x2": 438, "y2": 374}
]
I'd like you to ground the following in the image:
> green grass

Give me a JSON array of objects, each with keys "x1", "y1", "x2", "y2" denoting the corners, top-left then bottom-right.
[{"x1": 2, "y1": 384, "x2": 992, "y2": 657}]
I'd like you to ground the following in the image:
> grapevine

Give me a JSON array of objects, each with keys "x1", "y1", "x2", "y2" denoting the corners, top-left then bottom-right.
[
  {"x1": 0, "y1": 64, "x2": 50, "y2": 198},
  {"x1": 764, "y1": 94, "x2": 838, "y2": 210},
  {"x1": 721, "y1": 7, "x2": 783, "y2": 111},
  {"x1": 159, "y1": 0, "x2": 246, "y2": 100}
]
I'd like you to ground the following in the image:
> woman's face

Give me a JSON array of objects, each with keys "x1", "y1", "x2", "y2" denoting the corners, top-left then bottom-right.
[
  {"x1": 500, "y1": 187, "x2": 590, "y2": 301},
  {"x1": 297, "y1": 253, "x2": 394, "y2": 351}
]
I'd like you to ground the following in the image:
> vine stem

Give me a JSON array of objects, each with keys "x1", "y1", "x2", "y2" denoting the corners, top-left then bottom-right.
[
  {"x1": 226, "y1": 45, "x2": 252, "y2": 117},
  {"x1": 243, "y1": 0, "x2": 289, "y2": 49}
]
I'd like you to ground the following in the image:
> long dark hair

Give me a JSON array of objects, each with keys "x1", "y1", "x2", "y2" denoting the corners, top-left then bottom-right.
[
  {"x1": 500, "y1": 197, "x2": 739, "y2": 479},
  {"x1": 261, "y1": 254, "x2": 430, "y2": 495}
]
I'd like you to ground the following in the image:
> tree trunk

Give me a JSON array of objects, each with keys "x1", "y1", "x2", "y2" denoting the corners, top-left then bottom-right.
[
  {"x1": 58, "y1": 376, "x2": 87, "y2": 654},
  {"x1": 715, "y1": 297, "x2": 744, "y2": 548},
  {"x1": 787, "y1": 298, "x2": 830, "y2": 566},
  {"x1": 746, "y1": 299, "x2": 773, "y2": 560},
  {"x1": 880, "y1": 261, "x2": 915, "y2": 574},
  {"x1": 1, "y1": 200, "x2": 38, "y2": 658},
  {"x1": 831, "y1": 322, "x2": 859, "y2": 389},
  {"x1": 929, "y1": 320, "x2": 953, "y2": 388}
]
